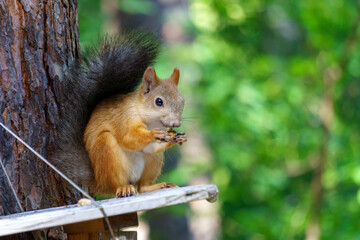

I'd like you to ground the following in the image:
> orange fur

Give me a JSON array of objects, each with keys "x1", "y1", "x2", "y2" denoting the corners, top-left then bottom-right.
[{"x1": 84, "y1": 67, "x2": 185, "y2": 196}]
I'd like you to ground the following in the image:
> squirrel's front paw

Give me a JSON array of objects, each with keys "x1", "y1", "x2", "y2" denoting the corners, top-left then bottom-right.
[
  {"x1": 152, "y1": 128, "x2": 175, "y2": 143},
  {"x1": 174, "y1": 132, "x2": 187, "y2": 145},
  {"x1": 168, "y1": 128, "x2": 187, "y2": 145}
]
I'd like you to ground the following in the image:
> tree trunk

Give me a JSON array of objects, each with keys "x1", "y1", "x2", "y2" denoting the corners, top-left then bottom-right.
[{"x1": 0, "y1": 0, "x2": 81, "y2": 239}]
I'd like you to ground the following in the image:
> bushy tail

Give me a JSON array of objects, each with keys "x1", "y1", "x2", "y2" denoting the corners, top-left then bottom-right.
[{"x1": 52, "y1": 31, "x2": 160, "y2": 188}]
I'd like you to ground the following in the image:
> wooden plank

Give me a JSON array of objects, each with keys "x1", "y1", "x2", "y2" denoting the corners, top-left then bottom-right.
[
  {"x1": 67, "y1": 231, "x2": 137, "y2": 240},
  {"x1": 63, "y1": 218, "x2": 105, "y2": 234},
  {"x1": 106, "y1": 213, "x2": 139, "y2": 230},
  {"x1": 63, "y1": 213, "x2": 138, "y2": 233},
  {"x1": 66, "y1": 233, "x2": 99, "y2": 240},
  {"x1": 0, "y1": 185, "x2": 218, "y2": 237}
]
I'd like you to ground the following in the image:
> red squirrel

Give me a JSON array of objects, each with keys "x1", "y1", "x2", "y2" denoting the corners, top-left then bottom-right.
[
  {"x1": 84, "y1": 66, "x2": 186, "y2": 197},
  {"x1": 52, "y1": 32, "x2": 186, "y2": 198}
]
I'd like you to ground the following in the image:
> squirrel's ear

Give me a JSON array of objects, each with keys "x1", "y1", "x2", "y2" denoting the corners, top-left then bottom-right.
[
  {"x1": 170, "y1": 68, "x2": 180, "y2": 86},
  {"x1": 143, "y1": 66, "x2": 158, "y2": 94}
]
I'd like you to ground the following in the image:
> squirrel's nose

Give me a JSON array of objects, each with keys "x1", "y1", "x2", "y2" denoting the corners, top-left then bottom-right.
[{"x1": 172, "y1": 122, "x2": 181, "y2": 128}]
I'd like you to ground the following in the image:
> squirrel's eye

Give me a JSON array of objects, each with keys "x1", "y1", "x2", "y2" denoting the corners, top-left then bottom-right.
[{"x1": 155, "y1": 98, "x2": 163, "y2": 107}]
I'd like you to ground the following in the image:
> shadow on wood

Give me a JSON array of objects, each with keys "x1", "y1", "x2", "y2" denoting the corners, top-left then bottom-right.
[{"x1": 64, "y1": 213, "x2": 138, "y2": 240}]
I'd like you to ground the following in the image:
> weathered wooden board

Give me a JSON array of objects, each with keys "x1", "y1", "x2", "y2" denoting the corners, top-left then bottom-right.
[
  {"x1": 0, "y1": 185, "x2": 218, "y2": 237},
  {"x1": 63, "y1": 213, "x2": 138, "y2": 233}
]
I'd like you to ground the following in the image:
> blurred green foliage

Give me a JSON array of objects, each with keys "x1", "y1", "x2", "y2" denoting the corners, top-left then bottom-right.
[{"x1": 78, "y1": 0, "x2": 360, "y2": 239}]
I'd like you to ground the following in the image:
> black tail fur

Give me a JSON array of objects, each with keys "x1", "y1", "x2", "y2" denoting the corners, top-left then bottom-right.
[{"x1": 52, "y1": 31, "x2": 160, "y2": 189}]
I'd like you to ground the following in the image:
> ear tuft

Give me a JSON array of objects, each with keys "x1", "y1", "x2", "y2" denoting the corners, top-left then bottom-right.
[
  {"x1": 143, "y1": 66, "x2": 157, "y2": 94},
  {"x1": 171, "y1": 68, "x2": 180, "y2": 86}
]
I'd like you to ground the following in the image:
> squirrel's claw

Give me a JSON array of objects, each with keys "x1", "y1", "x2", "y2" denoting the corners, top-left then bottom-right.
[
  {"x1": 152, "y1": 128, "x2": 175, "y2": 142},
  {"x1": 116, "y1": 185, "x2": 137, "y2": 198},
  {"x1": 152, "y1": 128, "x2": 187, "y2": 145},
  {"x1": 160, "y1": 182, "x2": 179, "y2": 189},
  {"x1": 175, "y1": 133, "x2": 187, "y2": 145},
  {"x1": 138, "y1": 182, "x2": 179, "y2": 193}
]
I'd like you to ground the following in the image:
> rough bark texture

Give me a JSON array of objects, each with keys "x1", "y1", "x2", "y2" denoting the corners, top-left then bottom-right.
[{"x1": 0, "y1": 0, "x2": 81, "y2": 239}]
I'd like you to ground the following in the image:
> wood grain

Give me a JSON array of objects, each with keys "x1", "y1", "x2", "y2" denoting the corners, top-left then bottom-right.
[{"x1": 0, "y1": 185, "x2": 218, "y2": 237}]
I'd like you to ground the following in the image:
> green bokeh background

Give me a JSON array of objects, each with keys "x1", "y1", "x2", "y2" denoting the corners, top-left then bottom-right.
[{"x1": 78, "y1": 0, "x2": 360, "y2": 239}]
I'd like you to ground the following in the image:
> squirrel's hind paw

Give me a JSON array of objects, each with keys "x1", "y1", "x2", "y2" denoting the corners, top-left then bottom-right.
[
  {"x1": 116, "y1": 185, "x2": 137, "y2": 198},
  {"x1": 138, "y1": 182, "x2": 179, "y2": 193}
]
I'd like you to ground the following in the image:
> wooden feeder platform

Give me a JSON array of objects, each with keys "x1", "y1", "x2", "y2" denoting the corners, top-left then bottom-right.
[{"x1": 0, "y1": 185, "x2": 218, "y2": 239}]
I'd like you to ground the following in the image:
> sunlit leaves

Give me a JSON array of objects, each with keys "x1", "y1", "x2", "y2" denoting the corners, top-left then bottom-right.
[{"x1": 186, "y1": 0, "x2": 360, "y2": 239}]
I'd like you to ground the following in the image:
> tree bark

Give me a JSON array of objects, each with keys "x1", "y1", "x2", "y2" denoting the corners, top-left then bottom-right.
[{"x1": 0, "y1": 0, "x2": 81, "y2": 239}]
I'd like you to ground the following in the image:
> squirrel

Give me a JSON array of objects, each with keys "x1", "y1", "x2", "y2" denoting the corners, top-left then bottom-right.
[{"x1": 52, "y1": 32, "x2": 187, "y2": 198}]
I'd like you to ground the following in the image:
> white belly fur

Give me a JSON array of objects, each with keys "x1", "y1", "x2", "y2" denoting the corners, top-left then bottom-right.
[
  {"x1": 143, "y1": 142, "x2": 157, "y2": 153},
  {"x1": 143, "y1": 142, "x2": 168, "y2": 154},
  {"x1": 126, "y1": 151, "x2": 145, "y2": 184},
  {"x1": 125, "y1": 142, "x2": 165, "y2": 184}
]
